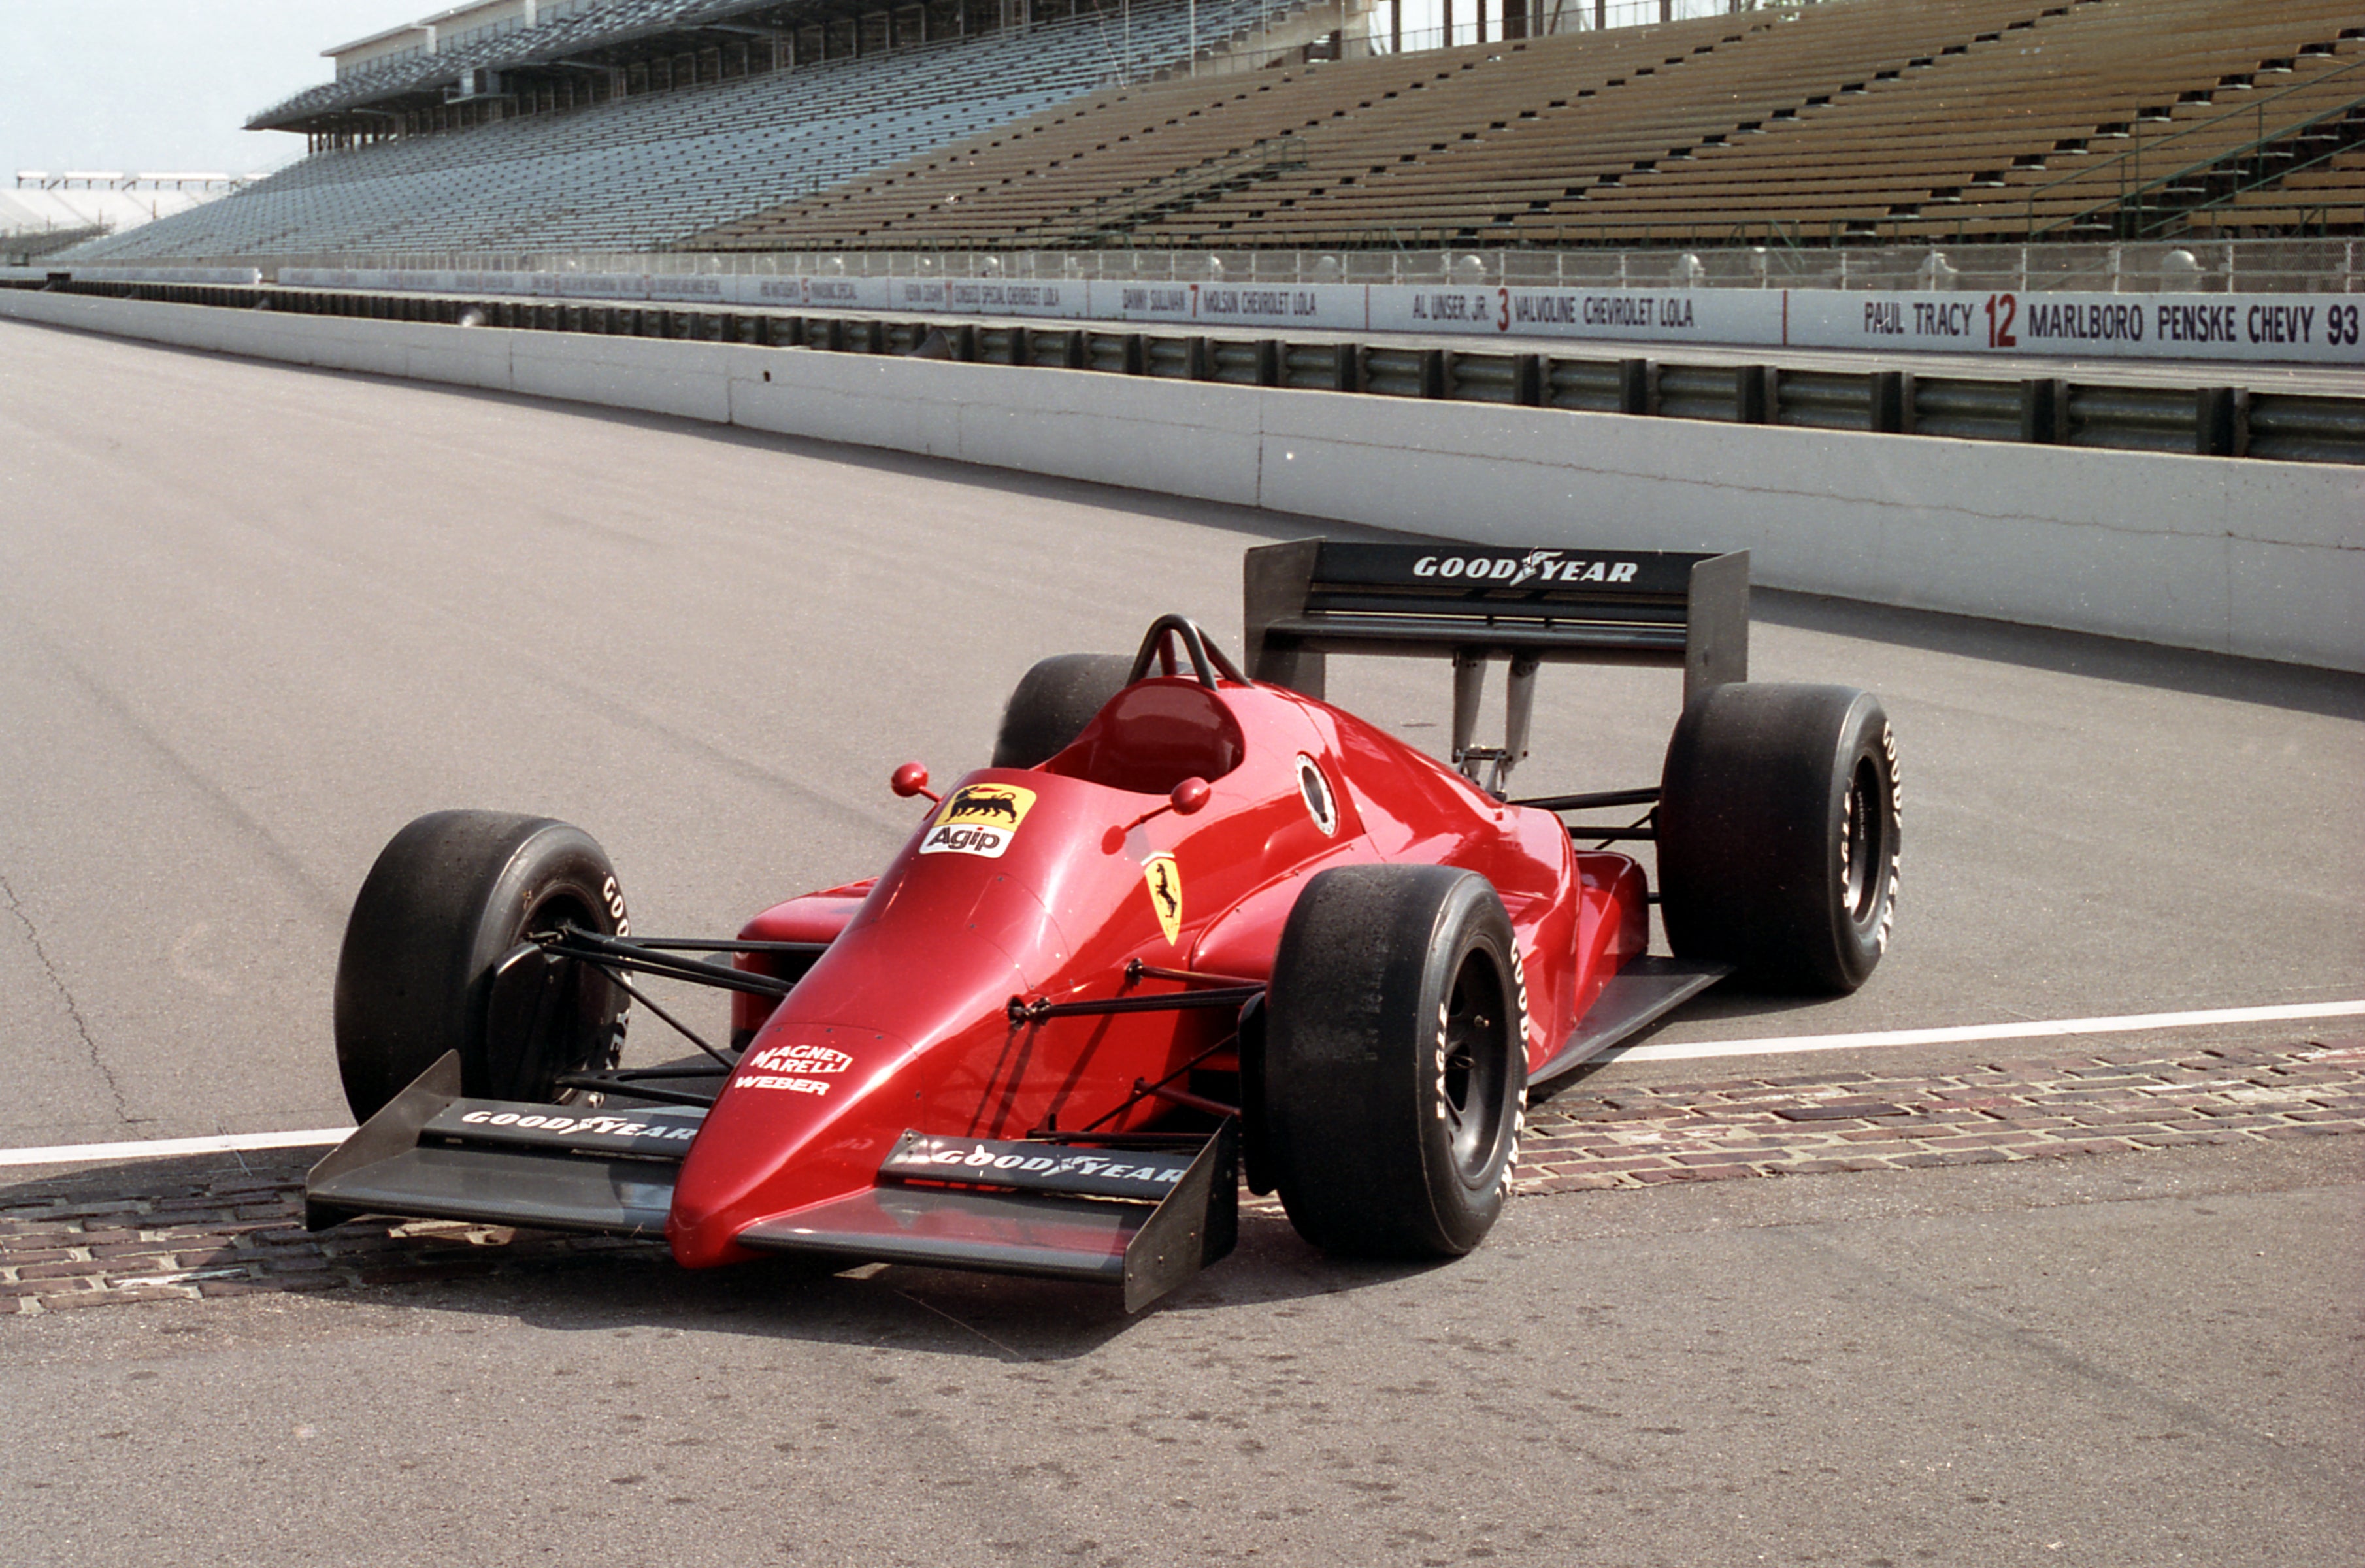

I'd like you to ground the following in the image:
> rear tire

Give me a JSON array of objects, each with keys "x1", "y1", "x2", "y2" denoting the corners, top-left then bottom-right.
[
  {"x1": 333, "y1": 811, "x2": 629, "y2": 1122},
  {"x1": 991, "y1": 653, "x2": 1133, "y2": 768},
  {"x1": 1263, "y1": 866, "x2": 1527, "y2": 1258},
  {"x1": 1658, "y1": 683, "x2": 1900, "y2": 994}
]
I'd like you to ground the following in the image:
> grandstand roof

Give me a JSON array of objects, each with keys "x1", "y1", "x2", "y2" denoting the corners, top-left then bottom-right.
[
  {"x1": 322, "y1": 22, "x2": 435, "y2": 57},
  {"x1": 250, "y1": 0, "x2": 800, "y2": 132}
]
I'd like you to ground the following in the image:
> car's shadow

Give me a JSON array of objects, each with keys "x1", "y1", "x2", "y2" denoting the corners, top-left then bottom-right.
[
  {"x1": 395, "y1": 1201, "x2": 1444, "y2": 1358},
  {"x1": 1, "y1": 1153, "x2": 1448, "y2": 1363},
  {"x1": 294, "y1": 1202, "x2": 1448, "y2": 1364}
]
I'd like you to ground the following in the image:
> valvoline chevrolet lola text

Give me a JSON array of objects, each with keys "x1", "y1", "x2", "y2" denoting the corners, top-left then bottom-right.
[{"x1": 310, "y1": 539, "x2": 1901, "y2": 1309}]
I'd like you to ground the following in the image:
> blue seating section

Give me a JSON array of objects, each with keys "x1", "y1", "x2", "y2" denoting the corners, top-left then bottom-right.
[{"x1": 69, "y1": 0, "x2": 1295, "y2": 259}]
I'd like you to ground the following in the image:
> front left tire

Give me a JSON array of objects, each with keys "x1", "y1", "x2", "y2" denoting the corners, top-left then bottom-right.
[{"x1": 1261, "y1": 865, "x2": 1528, "y2": 1258}]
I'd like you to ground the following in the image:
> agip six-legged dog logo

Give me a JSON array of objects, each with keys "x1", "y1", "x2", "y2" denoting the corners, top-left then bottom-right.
[{"x1": 920, "y1": 783, "x2": 1039, "y2": 859}]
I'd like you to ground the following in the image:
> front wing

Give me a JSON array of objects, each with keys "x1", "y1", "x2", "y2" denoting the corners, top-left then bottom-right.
[{"x1": 306, "y1": 1054, "x2": 1236, "y2": 1311}]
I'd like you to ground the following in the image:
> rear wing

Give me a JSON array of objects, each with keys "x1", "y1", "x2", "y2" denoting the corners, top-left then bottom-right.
[{"x1": 1242, "y1": 538, "x2": 1748, "y2": 792}]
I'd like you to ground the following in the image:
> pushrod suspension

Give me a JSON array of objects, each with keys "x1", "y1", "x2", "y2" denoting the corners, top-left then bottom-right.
[
  {"x1": 1008, "y1": 984, "x2": 1264, "y2": 1025},
  {"x1": 544, "y1": 926, "x2": 801, "y2": 998},
  {"x1": 1512, "y1": 785, "x2": 1661, "y2": 811}
]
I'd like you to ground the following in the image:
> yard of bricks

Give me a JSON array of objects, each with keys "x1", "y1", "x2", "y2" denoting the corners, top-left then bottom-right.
[{"x1": 5, "y1": 1036, "x2": 2357, "y2": 1316}]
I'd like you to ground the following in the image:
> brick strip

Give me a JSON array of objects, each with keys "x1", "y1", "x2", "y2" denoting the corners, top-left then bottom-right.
[
  {"x1": 1511, "y1": 1036, "x2": 2365, "y2": 1193},
  {"x1": 3, "y1": 1037, "x2": 2357, "y2": 1315}
]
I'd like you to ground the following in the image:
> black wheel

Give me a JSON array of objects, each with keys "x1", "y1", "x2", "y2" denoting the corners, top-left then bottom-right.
[
  {"x1": 990, "y1": 653, "x2": 1133, "y2": 768},
  {"x1": 1262, "y1": 865, "x2": 1528, "y2": 1258},
  {"x1": 333, "y1": 811, "x2": 630, "y2": 1122},
  {"x1": 1658, "y1": 683, "x2": 1901, "y2": 994}
]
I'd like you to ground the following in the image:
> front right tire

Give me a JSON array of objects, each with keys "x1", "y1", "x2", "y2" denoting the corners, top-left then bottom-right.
[
  {"x1": 990, "y1": 653, "x2": 1133, "y2": 768},
  {"x1": 333, "y1": 810, "x2": 629, "y2": 1122}
]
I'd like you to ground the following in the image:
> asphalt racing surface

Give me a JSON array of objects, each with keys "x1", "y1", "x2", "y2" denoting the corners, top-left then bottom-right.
[{"x1": 2, "y1": 318, "x2": 2358, "y2": 1567}]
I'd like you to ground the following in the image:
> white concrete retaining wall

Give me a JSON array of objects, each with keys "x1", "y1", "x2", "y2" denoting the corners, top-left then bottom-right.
[{"x1": 7, "y1": 287, "x2": 2359, "y2": 671}]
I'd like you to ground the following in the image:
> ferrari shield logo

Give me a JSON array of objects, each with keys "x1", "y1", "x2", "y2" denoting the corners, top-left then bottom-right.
[{"x1": 1142, "y1": 854, "x2": 1183, "y2": 945}]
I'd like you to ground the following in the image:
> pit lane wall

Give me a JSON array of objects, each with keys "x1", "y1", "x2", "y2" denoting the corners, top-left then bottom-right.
[{"x1": 5, "y1": 286, "x2": 2358, "y2": 672}]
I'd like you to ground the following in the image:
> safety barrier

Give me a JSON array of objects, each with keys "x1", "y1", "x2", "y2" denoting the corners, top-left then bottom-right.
[
  {"x1": 18, "y1": 276, "x2": 2356, "y2": 463},
  {"x1": 261, "y1": 266, "x2": 2365, "y2": 367},
  {"x1": 14, "y1": 260, "x2": 2358, "y2": 367},
  {"x1": 1, "y1": 282, "x2": 2357, "y2": 672}
]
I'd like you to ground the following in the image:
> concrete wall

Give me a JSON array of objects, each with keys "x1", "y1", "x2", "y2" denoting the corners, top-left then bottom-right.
[{"x1": 7, "y1": 287, "x2": 2358, "y2": 672}]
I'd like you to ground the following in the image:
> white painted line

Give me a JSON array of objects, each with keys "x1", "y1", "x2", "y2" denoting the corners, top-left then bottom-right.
[
  {"x1": 0, "y1": 1127, "x2": 350, "y2": 1170},
  {"x1": 1610, "y1": 999, "x2": 2365, "y2": 1064}
]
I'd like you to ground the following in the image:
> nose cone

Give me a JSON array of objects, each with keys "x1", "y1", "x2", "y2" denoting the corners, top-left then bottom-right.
[
  {"x1": 667, "y1": 1020, "x2": 912, "y2": 1269},
  {"x1": 667, "y1": 917, "x2": 1037, "y2": 1268},
  {"x1": 667, "y1": 768, "x2": 1150, "y2": 1267}
]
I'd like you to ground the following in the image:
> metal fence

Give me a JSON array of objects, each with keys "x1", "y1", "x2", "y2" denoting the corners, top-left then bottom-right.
[{"x1": 106, "y1": 239, "x2": 2365, "y2": 295}]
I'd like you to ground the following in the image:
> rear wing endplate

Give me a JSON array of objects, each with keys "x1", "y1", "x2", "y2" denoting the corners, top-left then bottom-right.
[{"x1": 1243, "y1": 538, "x2": 1748, "y2": 792}]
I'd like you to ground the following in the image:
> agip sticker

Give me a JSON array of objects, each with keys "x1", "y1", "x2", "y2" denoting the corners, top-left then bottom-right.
[
  {"x1": 1142, "y1": 853, "x2": 1184, "y2": 945},
  {"x1": 919, "y1": 783, "x2": 1038, "y2": 860}
]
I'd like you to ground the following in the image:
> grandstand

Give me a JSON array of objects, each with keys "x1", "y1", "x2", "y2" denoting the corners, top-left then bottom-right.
[
  {"x1": 51, "y1": 0, "x2": 2365, "y2": 266},
  {"x1": 695, "y1": 0, "x2": 2365, "y2": 250},
  {"x1": 64, "y1": 0, "x2": 1339, "y2": 262}
]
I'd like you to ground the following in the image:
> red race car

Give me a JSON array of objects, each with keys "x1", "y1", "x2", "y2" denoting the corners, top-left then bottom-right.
[{"x1": 310, "y1": 538, "x2": 1900, "y2": 1309}]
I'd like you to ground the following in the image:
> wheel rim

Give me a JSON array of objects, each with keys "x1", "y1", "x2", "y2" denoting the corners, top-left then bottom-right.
[
  {"x1": 506, "y1": 889, "x2": 615, "y2": 1101},
  {"x1": 1438, "y1": 950, "x2": 1511, "y2": 1184},
  {"x1": 1840, "y1": 755, "x2": 1888, "y2": 927}
]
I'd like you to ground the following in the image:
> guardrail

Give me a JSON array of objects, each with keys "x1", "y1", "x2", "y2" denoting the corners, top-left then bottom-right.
[
  {"x1": 20, "y1": 238, "x2": 2357, "y2": 295},
  {"x1": 20, "y1": 274, "x2": 2359, "y2": 463}
]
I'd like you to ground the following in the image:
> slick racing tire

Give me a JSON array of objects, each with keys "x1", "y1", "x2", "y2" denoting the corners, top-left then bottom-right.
[
  {"x1": 1658, "y1": 683, "x2": 1901, "y2": 994},
  {"x1": 334, "y1": 811, "x2": 629, "y2": 1122},
  {"x1": 1263, "y1": 865, "x2": 1527, "y2": 1258},
  {"x1": 990, "y1": 653, "x2": 1133, "y2": 768}
]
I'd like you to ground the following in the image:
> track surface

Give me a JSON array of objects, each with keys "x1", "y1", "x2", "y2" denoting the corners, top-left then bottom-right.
[{"x1": 1, "y1": 318, "x2": 2359, "y2": 1566}]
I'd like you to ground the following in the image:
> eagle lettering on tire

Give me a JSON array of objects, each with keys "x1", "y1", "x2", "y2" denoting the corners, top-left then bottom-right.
[{"x1": 1875, "y1": 721, "x2": 1901, "y2": 953}]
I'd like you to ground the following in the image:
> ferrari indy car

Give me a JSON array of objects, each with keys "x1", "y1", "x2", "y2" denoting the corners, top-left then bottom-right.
[{"x1": 310, "y1": 539, "x2": 1901, "y2": 1309}]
